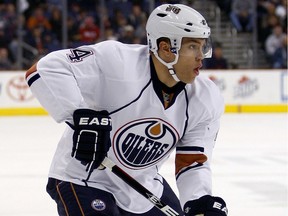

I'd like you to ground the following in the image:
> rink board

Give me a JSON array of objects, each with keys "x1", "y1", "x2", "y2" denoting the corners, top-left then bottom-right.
[{"x1": 0, "y1": 70, "x2": 287, "y2": 115}]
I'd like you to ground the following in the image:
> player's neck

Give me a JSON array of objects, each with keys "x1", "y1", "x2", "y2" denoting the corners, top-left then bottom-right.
[{"x1": 151, "y1": 54, "x2": 177, "y2": 88}]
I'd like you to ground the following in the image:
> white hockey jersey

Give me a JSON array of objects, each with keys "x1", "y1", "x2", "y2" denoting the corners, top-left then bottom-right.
[{"x1": 26, "y1": 40, "x2": 224, "y2": 213}]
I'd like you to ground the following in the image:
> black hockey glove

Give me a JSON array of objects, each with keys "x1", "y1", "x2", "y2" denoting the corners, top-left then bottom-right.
[
  {"x1": 70, "y1": 109, "x2": 112, "y2": 169},
  {"x1": 184, "y1": 195, "x2": 228, "y2": 216}
]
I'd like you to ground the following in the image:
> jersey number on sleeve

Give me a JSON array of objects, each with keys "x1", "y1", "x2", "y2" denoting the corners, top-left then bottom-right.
[{"x1": 67, "y1": 48, "x2": 94, "y2": 63}]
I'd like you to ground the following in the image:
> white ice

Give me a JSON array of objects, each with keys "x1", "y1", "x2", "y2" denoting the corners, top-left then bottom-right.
[{"x1": 0, "y1": 114, "x2": 287, "y2": 215}]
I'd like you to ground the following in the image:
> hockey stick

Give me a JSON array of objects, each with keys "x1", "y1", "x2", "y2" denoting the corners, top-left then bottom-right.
[{"x1": 101, "y1": 157, "x2": 180, "y2": 216}]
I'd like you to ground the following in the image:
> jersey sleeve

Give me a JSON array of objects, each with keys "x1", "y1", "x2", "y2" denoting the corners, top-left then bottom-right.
[
  {"x1": 175, "y1": 77, "x2": 224, "y2": 207},
  {"x1": 176, "y1": 118, "x2": 220, "y2": 207},
  {"x1": 26, "y1": 41, "x2": 149, "y2": 123},
  {"x1": 26, "y1": 46, "x2": 99, "y2": 123}
]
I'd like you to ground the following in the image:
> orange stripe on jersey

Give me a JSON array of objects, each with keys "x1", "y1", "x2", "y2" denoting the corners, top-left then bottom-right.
[
  {"x1": 25, "y1": 62, "x2": 38, "y2": 79},
  {"x1": 175, "y1": 154, "x2": 207, "y2": 174}
]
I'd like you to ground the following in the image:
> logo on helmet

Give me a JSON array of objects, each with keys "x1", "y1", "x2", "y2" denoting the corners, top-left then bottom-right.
[
  {"x1": 165, "y1": 5, "x2": 181, "y2": 14},
  {"x1": 201, "y1": 19, "x2": 206, "y2": 25}
]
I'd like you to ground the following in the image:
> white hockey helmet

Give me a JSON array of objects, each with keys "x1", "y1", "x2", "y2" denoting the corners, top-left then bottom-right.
[{"x1": 146, "y1": 4, "x2": 212, "y2": 81}]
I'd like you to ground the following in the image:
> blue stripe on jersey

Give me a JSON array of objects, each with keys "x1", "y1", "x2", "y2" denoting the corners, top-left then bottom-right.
[
  {"x1": 110, "y1": 79, "x2": 152, "y2": 115},
  {"x1": 27, "y1": 73, "x2": 40, "y2": 86},
  {"x1": 176, "y1": 146, "x2": 204, "y2": 152},
  {"x1": 176, "y1": 163, "x2": 203, "y2": 180},
  {"x1": 181, "y1": 89, "x2": 189, "y2": 138}
]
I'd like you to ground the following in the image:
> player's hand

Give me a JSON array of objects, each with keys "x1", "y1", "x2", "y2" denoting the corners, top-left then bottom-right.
[
  {"x1": 183, "y1": 195, "x2": 228, "y2": 216},
  {"x1": 71, "y1": 109, "x2": 112, "y2": 170}
]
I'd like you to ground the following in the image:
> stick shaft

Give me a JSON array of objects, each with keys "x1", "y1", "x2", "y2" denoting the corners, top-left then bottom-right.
[{"x1": 101, "y1": 157, "x2": 179, "y2": 216}]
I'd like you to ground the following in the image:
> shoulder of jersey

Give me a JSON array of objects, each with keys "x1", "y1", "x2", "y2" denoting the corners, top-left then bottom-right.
[
  {"x1": 92, "y1": 41, "x2": 150, "y2": 79},
  {"x1": 188, "y1": 75, "x2": 224, "y2": 115},
  {"x1": 93, "y1": 40, "x2": 149, "y2": 61},
  {"x1": 39, "y1": 40, "x2": 148, "y2": 65}
]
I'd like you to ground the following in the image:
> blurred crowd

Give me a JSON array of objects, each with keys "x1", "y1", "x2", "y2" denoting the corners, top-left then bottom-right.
[
  {"x1": 0, "y1": 0, "x2": 287, "y2": 70},
  {"x1": 257, "y1": 0, "x2": 287, "y2": 69},
  {"x1": 208, "y1": 0, "x2": 287, "y2": 69}
]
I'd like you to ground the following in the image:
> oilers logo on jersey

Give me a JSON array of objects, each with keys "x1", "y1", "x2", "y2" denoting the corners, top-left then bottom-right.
[{"x1": 113, "y1": 118, "x2": 179, "y2": 169}]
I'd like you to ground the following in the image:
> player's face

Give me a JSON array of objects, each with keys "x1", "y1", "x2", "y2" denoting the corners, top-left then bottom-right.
[{"x1": 173, "y1": 38, "x2": 206, "y2": 83}]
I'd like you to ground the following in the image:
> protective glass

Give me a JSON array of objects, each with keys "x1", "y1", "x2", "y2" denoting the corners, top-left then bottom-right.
[
  {"x1": 178, "y1": 37, "x2": 212, "y2": 59},
  {"x1": 203, "y1": 37, "x2": 212, "y2": 58}
]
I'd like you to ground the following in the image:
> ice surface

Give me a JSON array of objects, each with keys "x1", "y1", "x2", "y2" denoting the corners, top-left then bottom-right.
[{"x1": 0, "y1": 114, "x2": 287, "y2": 215}]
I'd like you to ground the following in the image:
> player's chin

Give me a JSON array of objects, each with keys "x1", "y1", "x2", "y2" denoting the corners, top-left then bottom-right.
[
  {"x1": 182, "y1": 76, "x2": 196, "y2": 84},
  {"x1": 188, "y1": 72, "x2": 198, "y2": 82},
  {"x1": 179, "y1": 71, "x2": 198, "y2": 83}
]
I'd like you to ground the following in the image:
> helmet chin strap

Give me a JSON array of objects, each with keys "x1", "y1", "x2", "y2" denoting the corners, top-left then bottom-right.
[{"x1": 152, "y1": 50, "x2": 180, "y2": 82}]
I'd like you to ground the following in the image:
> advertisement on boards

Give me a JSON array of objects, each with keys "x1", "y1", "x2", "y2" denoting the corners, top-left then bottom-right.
[
  {"x1": 0, "y1": 71, "x2": 41, "y2": 108},
  {"x1": 202, "y1": 70, "x2": 287, "y2": 105},
  {"x1": 0, "y1": 70, "x2": 287, "y2": 114}
]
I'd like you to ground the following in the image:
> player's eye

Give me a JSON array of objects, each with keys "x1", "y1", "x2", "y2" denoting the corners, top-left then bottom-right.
[{"x1": 189, "y1": 44, "x2": 198, "y2": 50}]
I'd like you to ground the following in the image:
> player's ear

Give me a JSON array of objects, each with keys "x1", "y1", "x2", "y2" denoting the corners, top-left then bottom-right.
[
  {"x1": 158, "y1": 40, "x2": 175, "y2": 62},
  {"x1": 158, "y1": 40, "x2": 171, "y2": 55}
]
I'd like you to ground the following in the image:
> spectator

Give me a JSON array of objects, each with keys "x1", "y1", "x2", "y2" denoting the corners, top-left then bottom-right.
[
  {"x1": 0, "y1": 47, "x2": 13, "y2": 70},
  {"x1": 67, "y1": 16, "x2": 81, "y2": 47},
  {"x1": 230, "y1": 0, "x2": 254, "y2": 32},
  {"x1": 0, "y1": 27, "x2": 14, "y2": 64},
  {"x1": 118, "y1": 24, "x2": 135, "y2": 44},
  {"x1": 0, "y1": 27, "x2": 10, "y2": 49},
  {"x1": 134, "y1": 16, "x2": 147, "y2": 44},
  {"x1": 214, "y1": 0, "x2": 232, "y2": 16},
  {"x1": 128, "y1": 4, "x2": 147, "y2": 29},
  {"x1": 68, "y1": 2, "x2": 83, "y2": 26},
  {"x1": 127, "y1": 4, "x2": 147, "y2": 44},
  {"x1": 258, "y1": 14, "x2": 280, "y2": 49},
  {"x1": 78, "y1": 15, "x2": 100, "y2": 45},
  {"x1": 43, "y1": 34, "x2": 61, "y2": 53},
  {"x1": 24, "y1": 26, "x2": 46, "y2": 56},
  {"x1": 275, "y1": 0, "x2": 287, "y2": 33},
  {"x1": 49, "y1": 6, "x2": 62, "y2": 43},
  {"x1": 272, "y1": 34, "x2": 287, "y2": 68},
  {"x1": 204, "y1": 42, "x2": 228, "y2": 69},
  {"x1": 265, "y1": 24, "x2": 286, "y2": 61},
  {"x1": 26, "y1": 7, "x2": 51, "y2": 31},
  {"x1": 0, "y1": 3, "x2": 17, "y2": 46},
  {"x1": 103, "y1": 28, "x2": 118, "y2": 41},
  {"x1": 110, "y1": 9, "x2": 128, "y2": 36},
  {"x1": 96, "y1": 4, "x2": 112, "y2": 30},
  {"x1": 275, "y1": 0, "x2": 287, "y2": 24},
  {"x1": 1, "y1": 3, "x2": 17, "y2": 41}
]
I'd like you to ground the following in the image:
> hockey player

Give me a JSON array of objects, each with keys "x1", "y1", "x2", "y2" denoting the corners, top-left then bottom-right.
[{"x1": 26, "y1": 4, "x2": 228, "y2": 216}]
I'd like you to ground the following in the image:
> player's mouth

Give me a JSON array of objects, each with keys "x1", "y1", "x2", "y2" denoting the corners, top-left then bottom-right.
[{"x1": 193, "y1": 64, "x2": 202, "y2": 76}]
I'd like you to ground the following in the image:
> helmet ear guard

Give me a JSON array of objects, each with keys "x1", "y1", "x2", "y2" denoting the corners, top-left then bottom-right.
[{"x1": 151, "y1": 37, "x2": 181, "y2": 82}]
